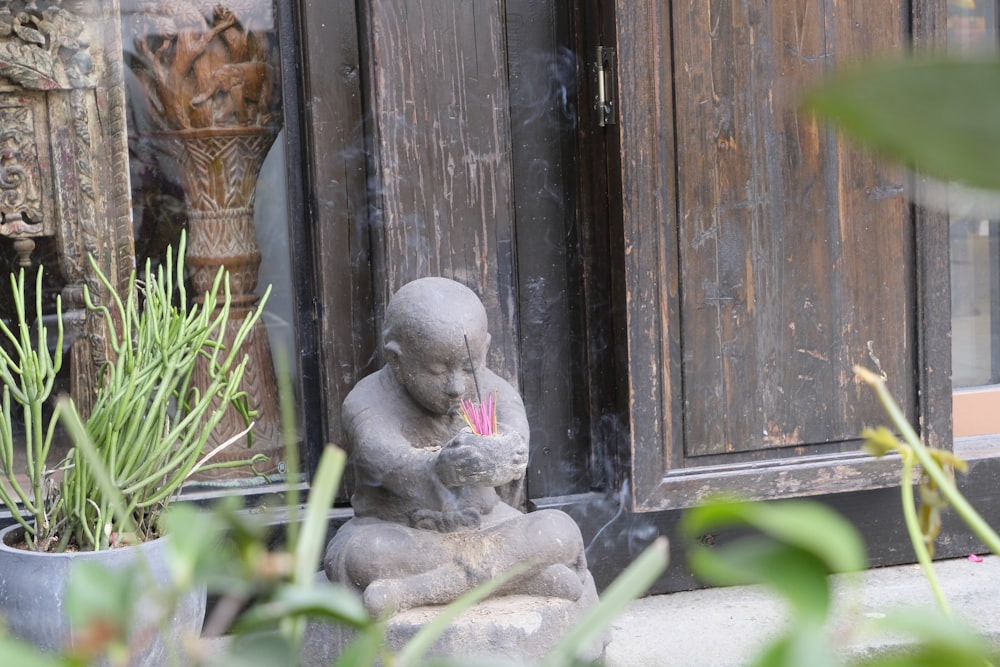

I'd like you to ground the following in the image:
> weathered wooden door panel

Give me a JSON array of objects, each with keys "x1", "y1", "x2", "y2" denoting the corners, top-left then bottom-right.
[
  {"x1": 616, "y1": 0, "x2": 929, "y2": 510},
  {"x1": 362, "y1": 0, "x2": 520, "y2": 382},
  {"x1": 674, "y1": 1, "x2": 913, "y2": 459},
  {"x1": 356, "y1": 0, "x2": 591, "y2": 499}
]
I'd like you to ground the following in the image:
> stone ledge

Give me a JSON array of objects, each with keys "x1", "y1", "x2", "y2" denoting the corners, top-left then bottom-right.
[
  {"x1": 605, "y1": 554, "x2": 1000, "y2": 666},
  {"x1": 302, "y1": 572, "x2": 603, "y2": 666}
]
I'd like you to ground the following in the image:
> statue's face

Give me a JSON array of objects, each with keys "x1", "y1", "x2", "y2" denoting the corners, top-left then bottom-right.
[{"x1": 391, "y1": 330, "x2": 488, "y2": 417}]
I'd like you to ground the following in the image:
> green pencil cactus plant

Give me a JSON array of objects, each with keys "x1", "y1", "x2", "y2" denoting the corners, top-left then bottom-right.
[
  {"x1": 0, "y1": 233, "x2": 268, "y2": 552},
  {"x1": 0, "y1": 264, "x2": 65, "y2": 549}
]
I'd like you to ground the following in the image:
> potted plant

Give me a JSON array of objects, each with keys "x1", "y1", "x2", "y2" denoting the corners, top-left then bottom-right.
[{"x1": 0, "y1": 233, "x2": 268, "y2": 660}]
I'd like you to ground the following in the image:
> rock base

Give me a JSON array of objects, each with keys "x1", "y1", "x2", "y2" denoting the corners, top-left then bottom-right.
[{"x1": 302, "y1": 572, "x2": 604, "y2": 666}]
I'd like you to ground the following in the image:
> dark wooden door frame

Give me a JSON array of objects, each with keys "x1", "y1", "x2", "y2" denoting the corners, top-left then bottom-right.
[{"x1": 296, "y1": 0, "x2": 376, "y2": 471}]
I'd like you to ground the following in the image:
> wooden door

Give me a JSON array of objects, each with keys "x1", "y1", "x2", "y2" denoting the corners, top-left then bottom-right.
[
  {"x1": 612, "y1": 0, "x2": 951, "y2": 511},
  {"x1": 299, "y1": 0, "x2": 591, "y2": 498}
]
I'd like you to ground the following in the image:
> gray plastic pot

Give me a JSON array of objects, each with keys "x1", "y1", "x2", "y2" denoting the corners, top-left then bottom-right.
[{"x1": 0, "y1": 523, "x2": 205, "y2": 665}]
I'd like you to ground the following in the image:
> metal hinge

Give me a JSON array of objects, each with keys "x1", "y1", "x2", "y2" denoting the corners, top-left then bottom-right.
[{"x1": 594, "y1": 46, "x2": 617, "y2": 127}]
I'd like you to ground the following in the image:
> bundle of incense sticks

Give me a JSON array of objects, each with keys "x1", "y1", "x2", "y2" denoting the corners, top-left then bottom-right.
[{"x1": 459, "y1": 391, "x2": 497, "y2": 436}]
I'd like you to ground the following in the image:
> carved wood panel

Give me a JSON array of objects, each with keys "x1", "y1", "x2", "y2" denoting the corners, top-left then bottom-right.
[
  {"x1": 0, "y1": 93, "x2": 52, "y2": 255},
  {"x1": 0, "y1": 0, "x2": 134, "y2": 413}
]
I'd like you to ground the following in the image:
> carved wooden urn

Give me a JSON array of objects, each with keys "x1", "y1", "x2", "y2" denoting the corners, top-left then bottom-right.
[{"x1": 127, "y1": 0, "x2": 284, "y2": 481}]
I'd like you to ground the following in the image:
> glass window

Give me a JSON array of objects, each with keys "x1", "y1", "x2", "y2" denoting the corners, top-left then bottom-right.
[
  {"x1": 121, "y1": 0, "x2": 301, "y2": 486},
  {"x1": 948, "y1": 0, "x2": 1000, "y2": 436}
]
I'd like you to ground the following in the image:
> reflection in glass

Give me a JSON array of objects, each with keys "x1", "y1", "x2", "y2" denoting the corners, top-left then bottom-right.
[
  {"x1": 121, "y1": 0, "x2": 296, "y2": 484},
  {"x1": 948, "y1": 0, "x2": 998, "y2": 388}
]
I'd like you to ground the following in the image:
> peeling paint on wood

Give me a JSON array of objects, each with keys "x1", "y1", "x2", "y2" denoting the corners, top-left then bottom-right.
[
  {"x1": 617, "y1": 0, "x2": 931, "y2": 510},
  {"x1": 673, "y1": 0, "x2": 914, "y2": 458},
  {"x1": 365, "y1": 0, "x2": 519, "y2": 383}
]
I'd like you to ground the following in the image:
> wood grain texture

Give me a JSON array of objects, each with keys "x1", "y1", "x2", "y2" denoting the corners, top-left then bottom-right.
[
  {"x1": 612, "y1": 0, "x2": 682, "y2": 507},
  {"x1": 46, "y1": 1, "x2": 133, "y2": 414},
  {"x1": 363, "y1": 0, "x2": 519, "y2": 383},
  {"x1": 614, "y1": 0, "x2": 943, "y2": 510},
  {"x1": 299, "y1": 0, "x2": 375, "y2": 452},
  {"x1": 910, "y1": 0, "x2": 953, "y2": 452},
  {"x1": 673, "y1": 0, "x2": 912, "y2": 458},
  {"x1": 304, "y1": 1, "x2": 590, "y2": 498},
  {"x1": 506, "y1": 0, "x2": 589, "y2": 497}
]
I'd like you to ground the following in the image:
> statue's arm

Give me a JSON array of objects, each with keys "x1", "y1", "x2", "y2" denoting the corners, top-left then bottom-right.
[
  {"x1": 346, "y1": 414, "x2": 438, "y2": 494},
  {"x1": 494, "y1": 381, "x2": 530, "y2": 445},
  {"x1": 341, "y1": 374, "x2": 437, "y2": 493}
]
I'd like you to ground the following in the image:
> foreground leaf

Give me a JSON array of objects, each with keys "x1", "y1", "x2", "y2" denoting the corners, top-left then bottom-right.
[
  {"x1": 332, "y1": 624, "x2": 385, "y2": 667},
  {"x1": 683, "y1": 499, "x2": 867, "y2": 575},
  {"x1": 689, "y1": 537, "x2": 834, "y2": 622},
  {"x1": 861, "y1": 610, "x2": 999, "y2": 667},
  {"x1": 65, "y1": 560, "x2": 135, "y2": 640},
  {"x1": 682, "y1": 499, "x2": 866, "y2": 622},
  {"x1": 752, "y1": 624, "x2": 840, "y2": 667},
  {"x1": 210, "y1": 631, "x2": 295, "y2": 667},
  {"x1": 0, "y1": 636, "x2": 70, "y2": 667},
  {"x1": 541, "y1": 537, "x2": 668, "y2": 667},
  {"x1": 233, "y1": 583, "x2": 370, "y2": 632},
  {"x1": 294, "y1": 446, "x2": 346, "y2": 585},
  {"x1": 803, "y1": 59, "x2": 1000, "y2": 191}
]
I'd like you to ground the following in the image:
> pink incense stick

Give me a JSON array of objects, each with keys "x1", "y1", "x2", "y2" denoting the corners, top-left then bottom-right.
[{"x1": 460, "y1": 391, "x2": 497, "y2": 436}]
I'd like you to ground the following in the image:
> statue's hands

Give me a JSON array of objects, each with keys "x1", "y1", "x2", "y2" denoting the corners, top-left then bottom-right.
[{"x1": 435, "y1": 428, "x2": 528, "y2": 488}]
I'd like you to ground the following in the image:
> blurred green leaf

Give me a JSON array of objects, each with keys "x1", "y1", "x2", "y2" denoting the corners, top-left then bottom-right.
[
  {"x1": 211, "y1": 495, "x2": 270, "y2": 549},
  {"x1": 803, "y1": 59, "x2": 1000, "y2": 191},
  {"x1": 233, "y1": 583, "x2": 369, "y2": 633},
  {"x1": 542, "y1": 537, "x2": 668, "y2": 667},
  {"x1": 688, "y1": 537, "x2": 833, "y2": 621},
  {"x1": 927, "y1": 448, "x2": 969, "y2": 474},
  {"x1": 683, "y1": 499, "x2": 867, "y2": 574},
  {"x1": 860, "y1": 426, "x2": 902, "y2": 459},
  {"x1": 65, "y1": 560, "x2": 135, "y2": 636},
  {"x1": 161, "y1": 503, "x2": 228, "y2": 589},
  {"x1": 294, "y1": 445, "x2": 346, "y2": 586},
  {"x1": 751, "y1": 624, "x2": 840, "y2": 667},
  {"x1": 332, "y1": 624, "x2": 385, "y2": 667},
  {"x1": 859, "y1": 610, "x2": 999, "y2": 667},
  {"x1": 682, "y1": 499, "x2": 866, "y2": 623},
  {"x1": 0, "y1": 636, "x2": 69, "y2": 667},
  {"x1": 211, "y1": 631, "x2": 296, "y2": 667},
  {"x1": 206, "y1": 498, "x2": 274, "y2": 596},
  {"x1": 283, "y1": 445, "x2": 347, "y2": 646}
]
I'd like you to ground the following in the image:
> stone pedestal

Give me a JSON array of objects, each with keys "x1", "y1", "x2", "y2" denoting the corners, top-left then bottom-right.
[{"x1": 302, "y1": 572, "x2": 605, "y2": 666}]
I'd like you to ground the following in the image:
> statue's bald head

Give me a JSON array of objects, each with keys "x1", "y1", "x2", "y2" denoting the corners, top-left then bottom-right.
[{"x1": 383, "y1": 277, "x2": 490, "y2": 359}]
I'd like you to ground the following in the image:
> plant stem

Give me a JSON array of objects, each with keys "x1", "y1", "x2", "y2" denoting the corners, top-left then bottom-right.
[
  {"x1": 899, "y1": 453, "x2": 952, "y2": 616},
  {"x1": 58, "y1": 398, "x2": 136, "y2": 548},
  {"x1": 859, "y1": 367, "x2": 1000, "y2": 557},
  {"x1": 542, "y1": 537, "x2": 669, "y2": 667}
]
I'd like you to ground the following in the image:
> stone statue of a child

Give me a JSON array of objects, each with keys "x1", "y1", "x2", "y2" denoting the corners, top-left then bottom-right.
[{"x1": 323, "y1": 277, "x2": 591, "y2": 616}]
